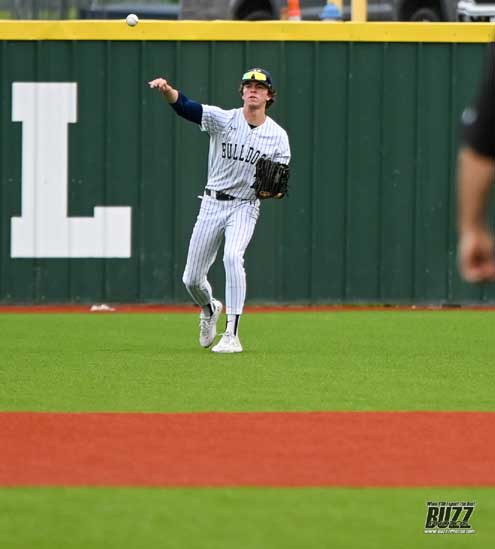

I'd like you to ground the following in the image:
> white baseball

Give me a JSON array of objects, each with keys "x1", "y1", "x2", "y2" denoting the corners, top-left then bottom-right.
[{"x1": 126, "y1": 13, "x2": 139, "y2": 27}]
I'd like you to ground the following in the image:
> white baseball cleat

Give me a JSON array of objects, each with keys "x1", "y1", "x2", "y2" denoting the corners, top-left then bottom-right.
[
  {"x1": 199, "y1": 299, "x2": 223, "y2": 348},
  {"x1": 211, "y1": 332, "x2": 243, "y2": 353}
]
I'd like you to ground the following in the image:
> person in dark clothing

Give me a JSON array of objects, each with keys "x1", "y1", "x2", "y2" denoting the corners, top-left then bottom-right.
[{"x1": 458, "y1": 43, "x2": 495, "y2": 283}]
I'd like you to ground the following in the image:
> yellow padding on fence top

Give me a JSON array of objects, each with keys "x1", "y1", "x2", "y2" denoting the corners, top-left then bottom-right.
[{"x1": 0, "y1": 21, "x2": 494, "y2": 42}]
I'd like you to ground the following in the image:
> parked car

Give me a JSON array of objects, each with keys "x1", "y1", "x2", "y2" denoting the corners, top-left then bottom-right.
[
  {"x1": 79, "y1": 0, "x2": 461, "y2": 22},
  {"x1": 180, "y1": 0, "x2": 459, "y2": 21},
  {"x1": 79, "y1": 1, "x2": 179, "y2": 19},
  {"x1": 391, "y1": 0, "x2": 458, "y2": 20},
  {"x1": 457, "y1": 0, "x2": 495, "y2": 20}
]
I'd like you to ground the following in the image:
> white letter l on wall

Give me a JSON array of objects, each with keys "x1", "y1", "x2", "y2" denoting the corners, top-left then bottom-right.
[{"x1": 11, "y1": 82, "x2": 132, "y2": 258}]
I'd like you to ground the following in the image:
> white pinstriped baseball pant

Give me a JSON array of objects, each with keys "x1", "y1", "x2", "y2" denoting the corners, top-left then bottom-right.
[{"x1": 182, "y1": 195, "x2": 260, "y2": 315}]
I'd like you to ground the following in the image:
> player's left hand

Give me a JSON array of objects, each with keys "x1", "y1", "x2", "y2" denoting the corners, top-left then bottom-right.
[
  {"x1": 252, "y1": 157, "x2": 290, "y2": 200},
  {"x1": 458, "y1": 228, "x2": 495, "y2": 282}
]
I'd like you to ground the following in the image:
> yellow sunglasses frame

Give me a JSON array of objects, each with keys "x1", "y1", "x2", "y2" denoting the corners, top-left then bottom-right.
[{"x1": 242, "y1": 71, "x2": 268, "y2": 82}]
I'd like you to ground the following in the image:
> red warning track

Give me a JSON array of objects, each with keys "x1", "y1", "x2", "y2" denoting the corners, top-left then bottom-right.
[{"x1": 1, "y1": 412, "x2": 494, "y2": 487}]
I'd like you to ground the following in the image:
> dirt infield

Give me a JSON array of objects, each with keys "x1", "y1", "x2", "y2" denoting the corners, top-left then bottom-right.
[{"x1": 1, "y1": 412, "x2": 493, "y2": 487}]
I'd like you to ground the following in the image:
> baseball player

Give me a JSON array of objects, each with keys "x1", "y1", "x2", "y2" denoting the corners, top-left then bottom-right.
[
  {"x1": 458, "y1": 43, "x2": 495, "y2": 283},
  {"x1": 149, "y1": 68, "x2": 291, "y2": 353}
]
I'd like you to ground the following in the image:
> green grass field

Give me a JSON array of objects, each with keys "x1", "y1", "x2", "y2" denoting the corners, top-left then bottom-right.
[
  {"x1": 1, "y1": 311, "x2": 494, "y2": 412},
  {"x1": 1, "y1": 311, "x2": 494, "y2": 548},
  {"x1": 1, "y1": 487, "x2": 494, "y2": 549}
]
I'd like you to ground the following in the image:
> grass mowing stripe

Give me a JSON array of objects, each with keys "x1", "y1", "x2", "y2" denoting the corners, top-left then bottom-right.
[
  {"x1": 0, "y1": 487, "x2": 493, "y2": 549},
  {"x1": 1, "y1": 311, "x2": 494, "y2": 412}
]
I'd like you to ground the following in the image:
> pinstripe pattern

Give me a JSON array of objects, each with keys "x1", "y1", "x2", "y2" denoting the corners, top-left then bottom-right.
[
  {"x1": 182, "y1": 196, "x2": 259, "y2": 314},
  {"x1": 183, "y1": 103, "x2": 290, "y2": 316},
  {"x1": 201, "y1": 106, "x2": 290, "y2": 199}
]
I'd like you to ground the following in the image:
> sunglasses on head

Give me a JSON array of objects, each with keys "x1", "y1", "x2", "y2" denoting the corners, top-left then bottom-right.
[{"x1": 242, "y1": 71, "x2": 268, "y2": 82}]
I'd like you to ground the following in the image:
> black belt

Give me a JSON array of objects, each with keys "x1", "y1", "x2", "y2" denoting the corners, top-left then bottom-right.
[{"x1": 205, "y1": 189, "x2": 236, "y2": 201}]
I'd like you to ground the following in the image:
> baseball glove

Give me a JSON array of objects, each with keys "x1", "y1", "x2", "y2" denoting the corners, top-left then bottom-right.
[{"x1": 252, "y1": 157, "x2": 290, "y2": 199}]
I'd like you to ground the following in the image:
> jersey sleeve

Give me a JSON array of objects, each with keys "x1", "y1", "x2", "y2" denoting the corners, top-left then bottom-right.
[
  {"x1": 462, "y1": 43, "x2": 495, "y2": 159},
  {"x1": 201, "y1": 105, "x2": 234, "y2": 134},
  {"x1": 170, "y1": 91, "x2": 203, "y2": 125},
  {"x1": 273, "y1": 131, "x2": 291, "y2": 164}
]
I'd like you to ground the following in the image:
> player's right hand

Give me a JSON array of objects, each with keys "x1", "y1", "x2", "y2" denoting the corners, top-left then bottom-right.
[
  {"x1": 148, "y1": 78, "x2": 179, "y2": 104},
  {"x1": 148, "y1": 78, "x2": 173, "y2": 93}
]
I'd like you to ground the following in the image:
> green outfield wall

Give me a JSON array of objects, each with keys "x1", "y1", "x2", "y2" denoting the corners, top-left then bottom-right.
[{"x1": 0, "y1": 22, "x2": 494, "y2": 304}]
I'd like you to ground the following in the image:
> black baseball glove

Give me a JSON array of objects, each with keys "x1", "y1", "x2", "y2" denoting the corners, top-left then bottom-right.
[{"x1": 252, "y1": 157, "x2": 290, "y2": 199}]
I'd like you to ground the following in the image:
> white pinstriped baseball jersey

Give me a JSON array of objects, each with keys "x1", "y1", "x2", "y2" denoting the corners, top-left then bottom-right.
[{"x1": 201, "y1": 106, "x2": 291, "y2": 199}]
